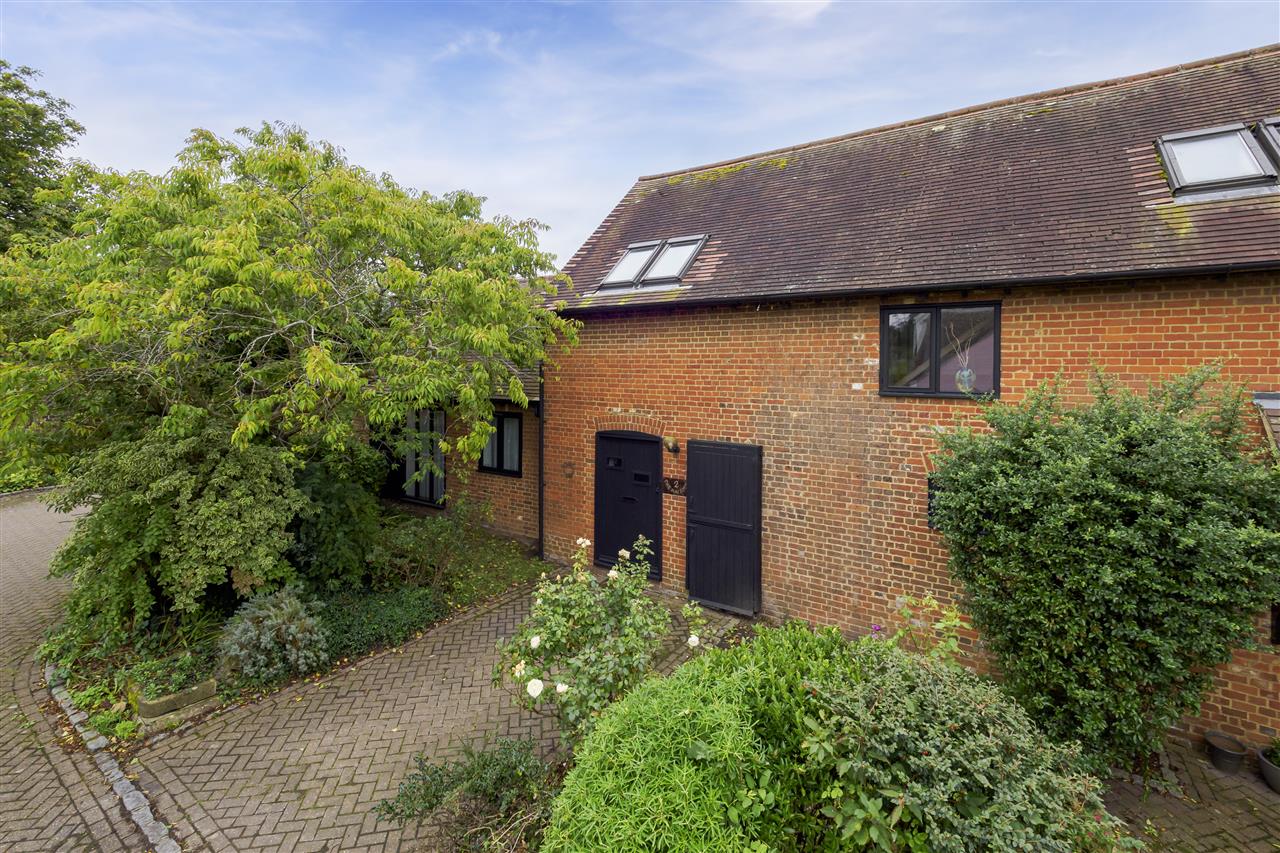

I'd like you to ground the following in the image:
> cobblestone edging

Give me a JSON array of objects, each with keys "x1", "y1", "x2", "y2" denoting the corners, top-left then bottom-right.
[{"x1": 45, "y1": 663, "x2": 182, "y2": 853}]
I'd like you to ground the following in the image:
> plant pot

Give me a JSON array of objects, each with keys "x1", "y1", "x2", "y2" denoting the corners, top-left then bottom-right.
[
  {"x1": 954, "y1": 367, "x2": 976, "y2": 394},
  {"x1": 1204, "y1": 730, "x2": 1246, "y2": 774},
  {"x1": 1259, "y1": 748, "x2": 1280, "y2": 794}
]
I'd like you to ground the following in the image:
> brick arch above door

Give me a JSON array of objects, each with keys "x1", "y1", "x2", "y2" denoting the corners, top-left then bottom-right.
[{"x1": 592, "y1": 411, "x2": 667, "y2": 438}]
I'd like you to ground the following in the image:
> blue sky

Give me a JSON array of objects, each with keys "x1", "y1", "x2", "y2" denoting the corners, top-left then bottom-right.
[{"x1": 3, "y1": 1, "x2": 1278, "y2": 263}]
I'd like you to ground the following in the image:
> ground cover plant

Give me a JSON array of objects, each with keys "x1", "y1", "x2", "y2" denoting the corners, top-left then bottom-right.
[
  {"x1": 930, "y1": 366, "x2": 1280, "y2": 772},
  {"x1": 542, "y1": 622, "x2": 1134, "y2": 853},
  {"x1": 375, "y1": 737, "x2": 557, "y2": 852}
]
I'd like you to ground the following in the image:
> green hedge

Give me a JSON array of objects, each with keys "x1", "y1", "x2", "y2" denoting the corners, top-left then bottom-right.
[{"x1": 543, "y1": 624, "x2": 1133, "y2": 853}]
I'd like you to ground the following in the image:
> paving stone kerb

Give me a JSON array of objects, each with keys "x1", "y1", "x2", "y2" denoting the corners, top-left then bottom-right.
[{"x1": 0, "y1": 493, "x2": 146, "y2": 852}]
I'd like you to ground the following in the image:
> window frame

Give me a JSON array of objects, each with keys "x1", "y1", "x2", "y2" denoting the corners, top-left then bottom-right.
[
  {"x1": 1257, "y1": 116, "x2": 1280, "y2": 166},
  {"x1": 599, "y1": 234, "x2": 707, "y2": 289},
  {"x1": 600, "y1": 240, "x2": 662, "y2": 288},
  {"x1": 639, "y1": 234, "x2": 708, "y2": 285},
  {"x1": 878, "y1": 301, "x2": 1001, "y2": 399},
  {"x1": 478, "y1": 411, "x2": 523, "y2": 478},
  {"x1": 402, "y1": 409, "x2": 446, "y2": 507},
  {"x1": 1156, "y1": 122, "x2": 1277, "y2": 195}
]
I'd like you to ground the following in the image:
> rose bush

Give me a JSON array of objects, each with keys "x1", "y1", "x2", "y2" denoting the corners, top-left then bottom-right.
[{"x1": 494, "y1": 535, "x2": 697, "y2": 744}]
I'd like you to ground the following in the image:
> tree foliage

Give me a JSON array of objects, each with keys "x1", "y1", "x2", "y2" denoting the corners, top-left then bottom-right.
[
  {"x1": 0, "y1": 61, "x2": 85, "y2": 250},
  {"x1": 930, "y1": 366, "x2": 1280, "y2": 771},
  {"x1": 5, "y1": 122, "x2": 576, "y2": 654},
  {"x1": 1, "y1": 122, "x2": 575, "y2": 473}
]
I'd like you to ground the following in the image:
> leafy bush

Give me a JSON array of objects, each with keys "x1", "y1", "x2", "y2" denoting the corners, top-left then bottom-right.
[
  {"x1": 42, "y1": 423, "x2": 304, "y2": 663},
  {"x1": 319, "y1": 586, "x2": 447, "y2": 662},
  {"x1": 931, "y1": 366, "x2": 1280, "y2": 770},
  {"x1": 804, "y1": 642, "x2": 1131, "y2": 852},
  {"x1": 218, "y1": 587, "x2": 328, "y2": 684},
  {"x1": 544, "y1": 623, "x2": 1132, "y2": 853},
  {"x1": 494, "y1": 536, "x2": 674, "y2": 744},
  {"x1": 0, "y1": 457, "x2": 56, "y2": 493},
  {"x1": 289, "y1": 449, "x2": 386, "y2": 591},
  {"x1": 368, "y1": 499, "x2": 490, "y2": 590},
  {"x1": 375, "y1": 738, "x2": 553, "y2": 852}
]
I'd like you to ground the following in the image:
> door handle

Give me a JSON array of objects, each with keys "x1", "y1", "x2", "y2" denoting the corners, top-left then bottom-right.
[{"x1": 621, "y1": 496, "x2": 638, "y2": 503}]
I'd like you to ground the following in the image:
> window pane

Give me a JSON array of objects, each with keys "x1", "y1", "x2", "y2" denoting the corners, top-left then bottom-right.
[
  {"x1": 1168, "y1": 132, "x2": 1262, "y2": 185},
  {"x1": 885, "y1": 311, "x2": 932, "y2": 389},
  {"x1": 602, "y1": 246, "x2": 657, "y2": 284},
  {"x1": 502, "y1": 416, "x2": 520, "y2": 472},
  {"x1": 481, "y1": 430, "x2": 497, "y2": 469},
  {"x1": 403, "y1": 410, "x2": 417, "y2": 498},
  {"x1": 429, "y1": 411, "x2": 445, "y2": 502},
  {"x1": 642, "y1": 241, "x2": 699, "y2": 281},
  {"x1": 938, "y1": 307, "x2": 996, "y2": 394}
]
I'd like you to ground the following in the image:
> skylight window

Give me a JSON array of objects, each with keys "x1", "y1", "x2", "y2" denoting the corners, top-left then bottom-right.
[
  {"x1": 599, "y1": 235, "x2": 707, "y2": 289},
  {"x1": 641, "y1": 236, "x2": 705, "y2": 282},
  {"x1": 601, "y1": 241, "x2": 660, "y2": 286},
  {"x1": 1157, "y1": 123, "x2": 1276, "y2": 195}
]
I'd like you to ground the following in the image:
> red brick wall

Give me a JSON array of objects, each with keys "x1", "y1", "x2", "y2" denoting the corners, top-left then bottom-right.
[{"x1": 541, "y1": 271, "x2": 1280, "y2": 745}]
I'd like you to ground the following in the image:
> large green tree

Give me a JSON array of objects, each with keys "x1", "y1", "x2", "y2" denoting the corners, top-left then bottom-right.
[
  {"x1": 2, "y1": 123, "x2": 576, "y2": 647},
  {"x1": 0, "y1": 61, "x2": 85, "y2": 250}
]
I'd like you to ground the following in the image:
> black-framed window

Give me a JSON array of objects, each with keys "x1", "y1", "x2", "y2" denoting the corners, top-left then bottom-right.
[
  {"x1": 880, "y1": 302, "x2": 1000, "y2": 397},
  {"x1": 1156, "y1": 122, "x2": 1277, "y2": 196},
  {"x1": 479, "y1": 412, "x2": 522, "y2": 477},
  {"x1": 1272, "y1": 603, "x2": 1279, "y2": 646},
  {"x1": 404, "y1": 409, "x2": 445, "y2": 506}
]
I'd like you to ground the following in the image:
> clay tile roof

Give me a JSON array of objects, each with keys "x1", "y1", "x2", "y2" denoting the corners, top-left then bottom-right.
[{"x1": 556, "y1": 46, "x2": 1280, "y2": 313}]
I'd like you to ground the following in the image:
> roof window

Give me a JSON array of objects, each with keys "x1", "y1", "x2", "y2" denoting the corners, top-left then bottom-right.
[
  {"x1": 601, "y1": 241, "x2": 660, "y2": 286},
  {"x1": 599, "y1": 235, "x2": 707, "y2": 289},
  {"x1": 1156, "y1": 122, "x2": 1277, "y2": 196}
]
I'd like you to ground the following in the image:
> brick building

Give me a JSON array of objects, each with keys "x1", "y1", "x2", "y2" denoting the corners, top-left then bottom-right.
[{"x1": 401, "y1": 48, "x2": 1280, "y2": 746}]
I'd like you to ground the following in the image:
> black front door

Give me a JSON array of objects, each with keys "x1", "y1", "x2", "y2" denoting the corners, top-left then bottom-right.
[
  {"x1": 594, "y1": 431, "x2": 662, "y2": 580},
  {"x1": 686, "y1": 440, "x2": 762, "y2": 615}
]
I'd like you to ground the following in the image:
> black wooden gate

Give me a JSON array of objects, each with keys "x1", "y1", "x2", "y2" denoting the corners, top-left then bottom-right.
[
  {"x1": 685, "y1": 440, "x2": 762, "y2": 615},
  {"x1": 594, "y1": 431, "x2": 663, "y2": 580}
]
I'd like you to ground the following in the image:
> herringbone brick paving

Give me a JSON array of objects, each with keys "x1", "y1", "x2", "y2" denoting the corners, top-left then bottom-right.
[
  {"x1": 1106, "y1": 742, "x2": 1280, "y2": 851},
  {"x1": 132, "y1": 586, "x2": 556, "y2": 852},
  {"x1": 0, "y1": 492, "x2": 147, "y2": 851}
]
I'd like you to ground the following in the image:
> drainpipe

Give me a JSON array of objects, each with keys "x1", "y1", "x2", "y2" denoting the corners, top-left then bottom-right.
[{"x1": 537, "y1": 360, "x2": 546, "y2": 560}]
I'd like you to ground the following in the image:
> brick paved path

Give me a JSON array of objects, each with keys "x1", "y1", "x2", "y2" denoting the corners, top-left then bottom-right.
[
  {"x1": 132, "y1": 588, "x2": 556, "y2": 852},
  {"x1": 0, "y1": 492, "x2": 146, "y2": 851},
  {"x1": 1107, "y1": 742, "x2": 1280, "y2": 851}
]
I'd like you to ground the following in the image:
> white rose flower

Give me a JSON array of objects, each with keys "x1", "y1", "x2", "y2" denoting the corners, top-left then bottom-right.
[
  {"x1": 607, "y1": 569, "x2": 620, "y2": 580},
  {"x1": 687, "y1": 634, "x2": 700, "y2": 648},
  {"x1": 617, "y1": 548, "x2": 631, "y2": 560},
  {"x1": 526, "y1": 678, "x2": 545, "y2": 699},
  {"x1": 513, "y1": 660, "x2": 526, "y2": 677},
  {"x1": 555, "y1": 682, "x2": 569, "y2": 694},
  {"x1": 530, "y1": 635, "x2": 541, "y2": 650},
  {"x1": 575, "y1": 537, "x2": 591, "y2": 548}
]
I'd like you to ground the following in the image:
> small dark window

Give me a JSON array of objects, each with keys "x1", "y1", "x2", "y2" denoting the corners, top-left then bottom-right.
[
  {"x1": 404, "y1": 409, "x2": 445, "y2": 506},
  {"x1": 880, "y1": 302, "x2": 1000, "y2": 397},
  {"x1": 479, "y1": 412, "x2": 522, "y2": 477},
  {"x1": 1272, "y1": 603, "x2": 1279, "y2": 646},
  {"x1": 1156, "y1": 123, "x2": 1277, "y2": 196}
]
